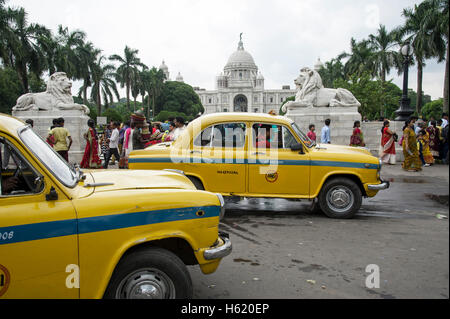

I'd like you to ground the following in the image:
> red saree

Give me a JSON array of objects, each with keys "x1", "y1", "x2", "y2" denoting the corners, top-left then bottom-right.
[
  {"x1": 380, "y1": 127, "x2": 396, "y2": 164},
  {"x1": 80, "y1": 128, "x2": 102, "y2": 169}
]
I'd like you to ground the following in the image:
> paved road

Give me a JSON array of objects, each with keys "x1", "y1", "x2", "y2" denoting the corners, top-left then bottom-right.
[{"x1": 189, "y1": 164, "x2": 449, "y2": 299}]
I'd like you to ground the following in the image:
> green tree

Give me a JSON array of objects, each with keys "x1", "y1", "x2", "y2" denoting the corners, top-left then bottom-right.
[
  {"x1": 110, "y1": 46, "x2": 146, "y2": 110},
  {"x1": 421, "y1": 99, "x2": 443, "y2": 120},
  {"x1": 318, "y1": 56, "x2": 346, "y2": 88},
  {"x1": 101, "y1": 108, "x2": 122, "y2": 123},
  {"x1": 397, "y1": 1, "x2": 444, "y2": 113},
  {"x1": 0, "y1": 66, "x2": 23, "y2": 114},
  {"x1": 155, "y1": 81, "x2": 204, "y2": 120},
  {"x1": 5, "y1": 7, "x2": 50, "y2": 92},
  {"x1": 90, "y1": 55, "x2": 120, "y2": 115},
  {"x1": 342, "y1": 38, "x2": 376, "y2": 79},
  {"x1": 279, "y1": 96, "x2": 295, "y2": 116},
  {"x1": 334, "y1": 73, "x2": 401, "y2": 120},
  {"x1": 369, "y1": 25, "x2": 401, "y2": 83},
  {"x1": 422, "y1": 0, "x2": 449, "y2": 112}
]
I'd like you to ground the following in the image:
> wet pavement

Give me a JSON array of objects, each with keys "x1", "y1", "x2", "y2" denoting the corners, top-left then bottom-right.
[{"x1": 189, "y1": 164, "x2": 449, "y2": 299}]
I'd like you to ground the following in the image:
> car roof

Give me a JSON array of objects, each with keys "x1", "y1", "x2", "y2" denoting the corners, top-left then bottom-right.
[
  {"x1": 191, "y1": 112, "x2": 293, "y2": 127},
  {"x1": 0, "y1": 113, "x2": 25, "y2": 137}
]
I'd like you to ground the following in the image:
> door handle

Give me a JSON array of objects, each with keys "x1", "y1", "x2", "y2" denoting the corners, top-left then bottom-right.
[
  {"x1": 190, "y1": 150, "x2": 202, "y2": 154},
  {"x1": 252, "y1": 152, "x2": 266, "y2": 155}
]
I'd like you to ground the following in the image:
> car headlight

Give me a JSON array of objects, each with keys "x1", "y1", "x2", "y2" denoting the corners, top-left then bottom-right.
[{"x1": 216, "y1": 193, "x2": 225, "y2": 220}]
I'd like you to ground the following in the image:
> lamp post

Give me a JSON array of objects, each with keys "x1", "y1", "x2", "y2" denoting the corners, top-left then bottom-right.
[{"x1": 395, "y1": 42, "x2": 414, "y2": 121}]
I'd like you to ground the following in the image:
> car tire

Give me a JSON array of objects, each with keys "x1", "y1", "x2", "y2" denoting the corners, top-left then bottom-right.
[
  {"x1": 104, "y1": 247, "x2": 193, "y2": 299},
  {"x1": 318, "y1": 177, "x2": 362, "y2": 219}
]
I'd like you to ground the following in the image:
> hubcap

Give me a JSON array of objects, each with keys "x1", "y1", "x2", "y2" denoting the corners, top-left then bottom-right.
[
  {"x1": 326, "y1": 186, "x2": 354, "y2": 213},
  {"x1": 116, "y1": 269, "x2": 176, "y2": 299}
]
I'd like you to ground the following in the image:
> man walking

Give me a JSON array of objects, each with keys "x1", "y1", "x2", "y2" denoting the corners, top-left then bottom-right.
[
  {"x1": 321, "y1": 119, "x2": 331, "y2": 144},
  {"x1": 48, "y1": 118, "x2": 72, "y2": 162},
  {"x1": 173, "y1": 116, "x2": 186, "y2": 141},
  {"x1": 103, "y1": 121, "x2": 120, "y2": 169}
]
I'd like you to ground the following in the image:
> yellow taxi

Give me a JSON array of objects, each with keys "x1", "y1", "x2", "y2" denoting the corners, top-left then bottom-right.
[
  {"x1": 129, "y1": 112, "x2": 389, "y2": 219},
  {"x1": 0, "y1": 113, "x2": 231, "y2": 299}
]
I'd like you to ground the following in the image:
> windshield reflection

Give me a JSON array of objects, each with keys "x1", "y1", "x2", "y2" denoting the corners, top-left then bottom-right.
[
  {"x1": 291, "y1": 122, "x2": 315, "y2": 148},
  {"x1": 19, "y1": 126, "x2": 78, "y2": 188}
]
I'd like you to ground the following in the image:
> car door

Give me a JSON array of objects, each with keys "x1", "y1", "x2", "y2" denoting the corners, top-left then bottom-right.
[
  {"x1": 190, "y1": 122, "x2": 247, "y2": 194},
  {"x1": 247, "y1": 123, "x2": 310, "y2": 196},
  {"x1": 0, "y1": 134, "x2": 79, "y2": 298}
]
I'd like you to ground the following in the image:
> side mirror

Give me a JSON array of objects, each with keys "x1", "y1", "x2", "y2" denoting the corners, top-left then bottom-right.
[
  {"x1": 46, "y1": 186, "x2": 58, "y2": 201},
  {"x1": 290, "y1": 143, "x2": 304, "y2": 154}
]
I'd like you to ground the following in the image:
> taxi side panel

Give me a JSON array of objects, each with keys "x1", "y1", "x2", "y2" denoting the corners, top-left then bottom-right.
[{"x1": 72, "y1": 189, "x2": 221, "y2": 299}]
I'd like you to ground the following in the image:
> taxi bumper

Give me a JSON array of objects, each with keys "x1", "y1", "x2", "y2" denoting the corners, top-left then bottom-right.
[
  {"x1": 203, "y1": 232, "x2": 232, "y2": 260},
  {"x1": 367, "y1": 180, "x2": 390, "y2": 191}
]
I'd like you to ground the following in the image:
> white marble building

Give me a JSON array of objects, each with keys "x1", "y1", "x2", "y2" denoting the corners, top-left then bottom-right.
[{"x1": 192, "y1": 38, "x2": 296, "y2": 114}]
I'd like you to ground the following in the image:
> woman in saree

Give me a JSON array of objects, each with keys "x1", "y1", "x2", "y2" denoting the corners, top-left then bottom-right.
[
  {"x1": 349, "y1": 121, "x2": 365, "y2": 147},
  {"x1": 379, "y1": 120, "x2": 396, "y2": 165},
  {"x1": 418, "y1": 129, "x2": 435, "y2": 166},
  {"x1": 402, "y1": 119, "x2": 422, "y2": 172},
  {"x1": 426, "y1": 121, "x2": 440, "y2": 159},
  {"x1": 80, "y1": 119, "x2": 102, "y2": 169}
]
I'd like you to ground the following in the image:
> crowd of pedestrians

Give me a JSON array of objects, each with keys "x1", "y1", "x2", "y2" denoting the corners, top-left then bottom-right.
[
  {"x1": 306, "y1": 112, "x2": 449, "y2": 172},
  {"x1": 78, "y1": 111, "x2": 186, "y2": 169}
]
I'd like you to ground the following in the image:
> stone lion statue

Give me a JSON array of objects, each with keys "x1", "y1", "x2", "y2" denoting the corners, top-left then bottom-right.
[
  {"x1": 282, "y1": 67, "x2": 360, "y2": 113},
  {"x1": 12, "y1": 72, "x2": 90, "y2": 114}
]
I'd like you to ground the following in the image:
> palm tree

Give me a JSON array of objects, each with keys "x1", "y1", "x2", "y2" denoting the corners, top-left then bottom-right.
[
  {"x1": 6, "y1": 7, "x2": 50, "y2": 92},
  {"x1": 54, "y1": 25, "x2": 87, "y2": 80},
  {"x1": 369, "y1": 25, "x2": 402, "y2": 83},
  {"x1": 109, "y1": 46, "x2": 146, "y2": 110},
  {"x1": 77, "y1": 42, "x2": 101, "y2": 105},
  {"x1": 130, "y1": 68, "x2": 143, "y2": 112},
  {"x1": 369, "y1": 25, "x2": 402, "y2": 116},
  {"x1": 397, "y1": 1, "x2": 439, "y2": 113},
  {"x1": 90, "y1": 55, "x2": 120, "y2": 115},
  {"x1": 342, "y1": 38, "x2": 376, "y2": 79},
  {"x1": 422, "y1": 0, "x2": 449, "y2": 112},
  {"x1": 146, "y1": 67, "x2": 166, "y2": 120},
  {"x1": 318, "y1": 56, "x2": 345, "y2": 88}
]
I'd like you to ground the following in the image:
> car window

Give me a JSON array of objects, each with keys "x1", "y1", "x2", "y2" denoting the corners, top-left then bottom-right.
[
  {"x1": 252, "y1": 124, "x2": 298, "y2": 149},
  {"x1": 0, "y1": 137, "x2": 44, "y2": 197},
  {"x1": 194, "y1": 123, "x2": 246, "y2": 148},
  {"x1": 19, "y1": 126, "x2": 78, "y2": 188}
]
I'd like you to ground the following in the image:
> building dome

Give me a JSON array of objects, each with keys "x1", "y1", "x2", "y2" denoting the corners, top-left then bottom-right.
[
  {"x1": 176, "y1": 72, "x2": 184, "y2": 82},
  {"x1": 314, "y1": 58, "x2": 324, "y2": 71},
  {"x1": 159, "y1": 60, "x2": 168, "y2": 71},
  {"x1": 257, "y1": 72, "x2": 264, "y2": 80},
  {"x1": 224, "y1": 40, "x2": 257, "y2": 70}
]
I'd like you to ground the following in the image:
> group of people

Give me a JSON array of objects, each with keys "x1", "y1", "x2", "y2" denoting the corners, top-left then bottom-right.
[
  {"x1": 305, "y1": 113, "x2": 449, "y2": 172},
  {"x1": 80, "y1": 111, "x2": 187, "y2": 169},
  {"x1": 399, "y1": 113, "x2": 449, "y2": 172}
]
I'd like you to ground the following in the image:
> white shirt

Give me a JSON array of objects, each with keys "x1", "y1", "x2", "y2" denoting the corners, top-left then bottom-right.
[
  {"x1": 173, "y1": 125, "x2": 186, "y2": 141},
  {"x1": 442, "y1": 118, "x2": 448, "y2": 128},
  {"x1": 109, "y1": 128, "x2": 119, "y2": 149}
]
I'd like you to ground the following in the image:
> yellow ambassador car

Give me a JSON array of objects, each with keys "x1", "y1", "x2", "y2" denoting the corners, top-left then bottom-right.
[
  {"x1": 0, "y1": 113, "x2": 231, "y2": 299},
  {"x1": 129, "y1": 113, "x2": 389, "y2": 219}
]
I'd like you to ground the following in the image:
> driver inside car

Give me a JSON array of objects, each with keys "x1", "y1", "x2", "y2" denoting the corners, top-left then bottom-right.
[{"x1": 0, "y1": 142, "x2": 21, "y2": 195}]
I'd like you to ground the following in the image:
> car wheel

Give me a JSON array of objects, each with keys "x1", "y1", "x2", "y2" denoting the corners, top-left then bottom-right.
[
  {"x1": 104, "y1": 247, "x2": 193, "y2": 299},
  {"x1": 318, "y1": 177, "x2": 362, "y2": 219}
]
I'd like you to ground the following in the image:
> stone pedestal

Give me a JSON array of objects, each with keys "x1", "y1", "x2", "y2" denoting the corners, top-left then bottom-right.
[
  {"x1": 12, "y1": 110, "x2": 89, "y2": 165},
  {"x1": 287, "y1": 106, "x2": 362, "y2": 146}
]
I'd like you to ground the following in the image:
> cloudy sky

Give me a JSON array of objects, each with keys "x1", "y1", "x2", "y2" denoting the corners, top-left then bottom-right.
[{"x1": 7, "y1": 0, "x2": 446, "y2": 100}]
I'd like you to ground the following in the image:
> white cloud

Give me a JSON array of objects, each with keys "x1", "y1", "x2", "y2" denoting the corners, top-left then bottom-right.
[{"x1": 7, "y1": 0, "x2": 445, "y2": 100}]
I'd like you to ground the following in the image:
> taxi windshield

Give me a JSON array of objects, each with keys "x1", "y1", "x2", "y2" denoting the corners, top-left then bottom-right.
[
  {"x1": 19, "y1": 126, "x2": 78, "y2": 188},
  {"x1": 291, "y1": 122, "x2": 315, "y2": 148}
]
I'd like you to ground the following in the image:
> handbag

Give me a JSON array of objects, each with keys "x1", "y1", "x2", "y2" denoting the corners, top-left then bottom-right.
[{"x1": 393, "y1": 133, "x2": 398, "y2": 142}]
